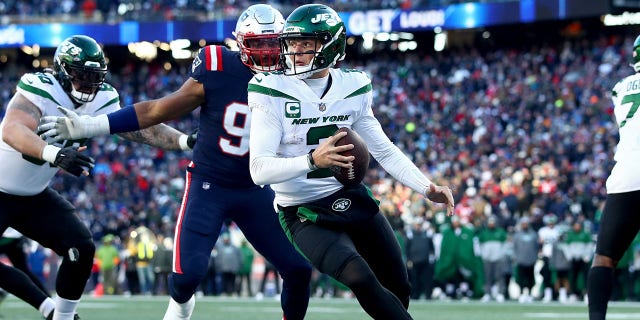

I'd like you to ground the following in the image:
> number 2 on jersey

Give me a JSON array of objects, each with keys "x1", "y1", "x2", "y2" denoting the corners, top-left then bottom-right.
[{"x1": 307, "y1": 124, "x2": 338, "y2": 179}]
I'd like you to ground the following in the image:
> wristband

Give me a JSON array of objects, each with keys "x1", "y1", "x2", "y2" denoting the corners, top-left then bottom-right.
[
  {"x1": 42, "y1": 145, "x2": 61, "y2": 164},
  {"x1": 107, "y1": 105, "x2": 140, "y2": 134},
  {"x1": 307, "y1": 150, "x2": 318, "y2": 170},
  {"x1": 178, "y1": 134, "x2": 191, "y2": 151}
]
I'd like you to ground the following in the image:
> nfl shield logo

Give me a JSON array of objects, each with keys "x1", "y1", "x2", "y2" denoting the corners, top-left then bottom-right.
[
  {"x1": 202, "y1": 182, "x2": 210, "y2": 190},
  {"x1": 318, "y1": 102, "x2": 326, "y2": 112}
]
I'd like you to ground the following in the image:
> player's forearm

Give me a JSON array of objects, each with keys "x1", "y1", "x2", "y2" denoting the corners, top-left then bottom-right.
[
  {"x1": 133, "y1": 100, "x2": 184, "y2": 129},
  {"x1": 355, "y1": 115, "x2": 432, "y2": 195},
  {"x1": 250, "y1": 155, "x2": 310, "y2": 185},
  {"x1": 248, "y1": 107, "x2": 312, "y2": 185},
  {"x1": 117, "y1": 124, "x2": 187, "y2": 151}
]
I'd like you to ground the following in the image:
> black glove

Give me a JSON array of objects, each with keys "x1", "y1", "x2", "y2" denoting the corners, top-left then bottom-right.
[
  {"x1": 187, "y1": 128, "x2": 198, "y2": 149},
  {"x1": 53, "y1": 147, "x2": 95, "y2": 177}
]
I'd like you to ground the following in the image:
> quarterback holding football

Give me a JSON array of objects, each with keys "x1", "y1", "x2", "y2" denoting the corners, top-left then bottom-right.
[{"x1": 248, "y1": 4, "x2": 455, "y2": 319}]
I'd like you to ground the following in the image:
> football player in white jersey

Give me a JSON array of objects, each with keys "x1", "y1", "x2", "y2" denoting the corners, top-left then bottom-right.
[
  {"x1": 247, "y1": 4, "x2": 454, "y2": 319},
  {"x1": 0, "y1": 35, "x2": 192, "y2": 320},
  {"x1": 587, "y1": 35, "x2": 640, "y2": 320}
]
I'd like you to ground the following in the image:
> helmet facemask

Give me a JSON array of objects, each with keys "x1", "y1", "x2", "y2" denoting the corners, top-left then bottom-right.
[
  {"x1": 58, "y1": 61, "x2": 107, "y2": 103},
  {"x1": 236, "y1": 33, "x2": 281, "y2": 72}
]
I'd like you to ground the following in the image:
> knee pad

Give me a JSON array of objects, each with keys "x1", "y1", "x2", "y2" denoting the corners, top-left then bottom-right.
[{"x1": 169, "y1": 272, "x2": 203, "y2": 303}]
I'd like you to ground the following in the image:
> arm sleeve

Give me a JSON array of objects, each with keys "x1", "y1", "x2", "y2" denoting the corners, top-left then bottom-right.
[
  {"x1": 352, "y1": 99, "x2": 432, "y2": 195},
  {"x1": 249, "y1": 99, "x2": 311, "y2": 186}
]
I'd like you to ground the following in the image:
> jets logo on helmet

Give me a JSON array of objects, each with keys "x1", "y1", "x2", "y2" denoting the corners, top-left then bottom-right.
[
  {"x1": 311, "y1": 13, "x2": 340, "y2": 26},
  {"x1": 58, "y1": 41, "x2": 83, "y2": 57}
]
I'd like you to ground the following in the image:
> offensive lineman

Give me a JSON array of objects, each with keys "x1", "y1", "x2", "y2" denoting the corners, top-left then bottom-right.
[{"x1": 1, "y1": 35, "x2": 192, "y2": 320}]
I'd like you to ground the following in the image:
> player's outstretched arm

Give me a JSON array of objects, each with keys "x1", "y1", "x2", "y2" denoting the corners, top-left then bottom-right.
[{"x1": 38, "y1": 78, "x2": 204, "y2": 141}]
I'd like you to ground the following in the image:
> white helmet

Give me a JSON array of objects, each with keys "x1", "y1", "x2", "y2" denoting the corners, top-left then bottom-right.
[{"x1": 233, "y1": 4, "x2": 285, "y2": 72}]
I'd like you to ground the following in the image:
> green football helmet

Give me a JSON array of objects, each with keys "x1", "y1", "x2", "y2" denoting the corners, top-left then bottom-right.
[
  {"x1": 633, "y1": 35, "x2": 640, "y2": 72},
  {"x1": 53, "y1": 35, "x2": 107, "y2": 104},
  {"x1": 279, "y1": 4, "x2": 346, "y2": 79}
]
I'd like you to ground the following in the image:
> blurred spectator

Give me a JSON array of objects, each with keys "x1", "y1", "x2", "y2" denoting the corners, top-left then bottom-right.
[
  {"x1": 512, "y1": 216, "x2": 538, "y2": 303},
  {"x1": 627, "y1": 233, "x2": 640, "y2": 301},
  {"x1": 434, "y1": 215, "x2": 483, "y2": 299},
  {"x1": 214, "y1": 233, "x2": 241, "y2": 297},
  {"x1": 95, "y1": 234, "x2": 120, "y2": 295},
  {"x1": 129, "y1": 226, "x2": 156, "y2": 295},
  {"x1": 257, "y1": 259, "x2": 281, "y2": 299},
  {"x1": 236, "y1": 239, "x2": 254, "y2": 297},
  {"x1": 550, "y1": 233, "x2": 571, "y2": 303},
  {"x1": 198, "y1": 247, "x2": 218, "y2": 296},
  {"x1": 152, "y1": 235, "x2": 173, "y2": 295},
  {"x1": 405, "y1": 217, "x2": 436, "y2": 300},
  {"x1": 477, "y1": 215, "x2": 507, "y2": 302},
  {"x1": 565, "y1": 220, "x2": 593, "y2": 301},
  {"x1": 538, "y1": 213, "x2": 561, "y2": 302}
]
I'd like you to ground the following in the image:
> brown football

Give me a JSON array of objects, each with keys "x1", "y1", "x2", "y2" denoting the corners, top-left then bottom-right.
[{"x1": 331, "y1": 127, "x2": 370, "y2": 187}]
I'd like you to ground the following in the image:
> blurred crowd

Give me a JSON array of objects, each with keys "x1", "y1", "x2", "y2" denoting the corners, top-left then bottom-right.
[
  {"x1": 0, "y1": 0, "x2": 512, "y2": 24},
  {"x1": 2, "y1": 27, "x2": 640, "y2": 302}
]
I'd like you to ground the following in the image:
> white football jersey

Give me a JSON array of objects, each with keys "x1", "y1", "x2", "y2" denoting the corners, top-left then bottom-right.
[
  {"x1": 607, "y1": 72, "x2": 640, "y2": 193},
  {"x1": 0, "y1": 72, "x2": 120, "y2": 196},
  {"x1": 249, "y1": 68, "x2": 373, "y2": 205}
]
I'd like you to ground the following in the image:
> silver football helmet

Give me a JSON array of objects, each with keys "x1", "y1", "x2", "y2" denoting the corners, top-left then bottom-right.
[{"x1": 233, "y1": 4, "x2": 285, "y2": 72}]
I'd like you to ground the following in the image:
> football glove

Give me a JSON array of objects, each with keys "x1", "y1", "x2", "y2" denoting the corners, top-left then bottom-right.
[
  {"x1": 42, "y1": 145, "x2": 95, "y2": 177},
  {"x1": 38, "y1": 106, "x2": 109, "y2": 142}
]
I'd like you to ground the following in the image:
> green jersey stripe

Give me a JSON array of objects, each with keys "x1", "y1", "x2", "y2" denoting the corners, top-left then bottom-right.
[
  {"x1": 248, "y1": 83, "x2": 300, "y2": 101},
  {"x1": 344, "y1": 83, "x2": 372, "y2": 99},
  {"x1": 18, "y1": 80, "x2": 61, "y2": 106},
  {"x1": 96, "y1": 96, "x2": 120, "y2": 112}
]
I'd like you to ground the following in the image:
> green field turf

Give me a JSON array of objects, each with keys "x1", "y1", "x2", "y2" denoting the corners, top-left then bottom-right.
[{"x1": 1, "y1": 295, "x2": 639, "y2": 320}]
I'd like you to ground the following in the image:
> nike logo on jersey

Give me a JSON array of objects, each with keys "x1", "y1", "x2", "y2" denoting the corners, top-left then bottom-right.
[{"x1": 255, "y1": 76, "x2": 263, "y2": 83}]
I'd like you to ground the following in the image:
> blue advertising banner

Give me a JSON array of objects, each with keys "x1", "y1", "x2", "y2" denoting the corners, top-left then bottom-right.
[
  {"x1": 0, "y1": 0, "x2": 609, "y2": 48},
  {"x1": 340, "y1": 0, "x2": 608, "y2": 35},
  {"x1": 0, "y1": 20, "x2": 236, "y2": 48}
]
